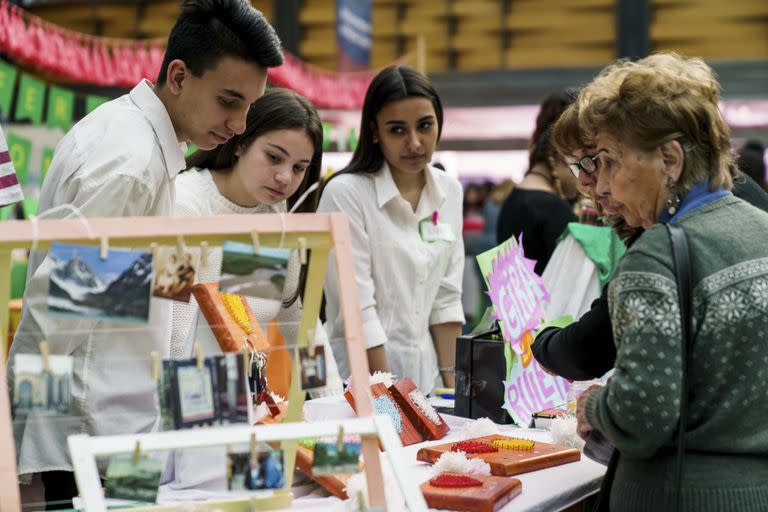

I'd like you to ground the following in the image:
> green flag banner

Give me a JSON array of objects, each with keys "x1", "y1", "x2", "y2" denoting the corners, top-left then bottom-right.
[
  {"x1": 15, "y1": 74, "x2": 45, "y2": 124},
  {"x1": 41, "y1": 147, "x2": 55, "y2": 185},
  {"x1": 6, "y1": 133, "x2": 32, "y2": 186},
  {"x1": 21, "y1": 197, "x2": 38, "y2": 218},
  {"x1": 85, "y1": 95, "x2": 110, "y2": 115},
  {"x1": 46, "y1": 86, "x2": 74, "y2": 131},
  {"x1": 322, "y1": 123, "x2": 332, "y2": 151},
  {"x1": 0, "y1": 60, "x2": 18, "y2": 116},
  {"x1": 0, "y1": 204, "x2": 15, "y2": 221}
]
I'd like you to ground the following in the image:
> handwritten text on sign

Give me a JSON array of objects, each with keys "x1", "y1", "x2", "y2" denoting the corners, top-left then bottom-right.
[
  {"x1": 486, "y1": 236, "x2": 549, "y2": 354},
  {"x1": 503, "y1": 353, "x2": 570, "y2": 428}
]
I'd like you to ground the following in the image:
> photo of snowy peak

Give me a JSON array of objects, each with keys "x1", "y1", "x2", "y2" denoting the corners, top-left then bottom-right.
[{"x1": 48, "y1": 243, "x2": 153, "y2": 323}]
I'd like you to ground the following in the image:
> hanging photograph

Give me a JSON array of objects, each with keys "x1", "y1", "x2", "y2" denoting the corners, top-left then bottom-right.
[
  {"x1": 213, "y1": 353, "x2": 250, "y2": 424},
  {"x1": 157, "y1": 360, "x2": 174, "y2": 431},
  {"x1": 151, "y1": 246, "x2": 199, "y2": 303},
  {"x1": 227, "y1": 448, "x2": 285, "y2": 490},
  {"x1": 12, "y1": 353, "x2": 73, "y2": 416},
  {"x1": 171, "y1": 358, "x2": 218, "y2": 429},
  {"x1": 219, "y1": 241, "x2": 289, "y2": 300},
  {"x1": 48, "y1": 243, "x2": 152, "y2": 323},
  {"x1": 104, "y1": 454, "x2": 164, "y2": 503},
  {"x1": 311, "y1": 441, "x2": 361, "y2": 475},
  {"x1": 299, "y1": 345, "x2": 327, "y2": 390}
]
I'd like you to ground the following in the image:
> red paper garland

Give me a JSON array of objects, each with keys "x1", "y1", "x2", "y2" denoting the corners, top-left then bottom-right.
[{"x1": 0, "y1": 0, "x2": 372, "y2": 109}]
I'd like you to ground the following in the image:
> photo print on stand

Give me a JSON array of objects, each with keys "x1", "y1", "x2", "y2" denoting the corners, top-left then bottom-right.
[
  {"x1": 104, "y1": 454, "x2": 164, "y2": 503},
  {"x1": 171, "y1": 358, "x2": 218, "y2": 429},
  {"x1": 299, "y1": 344, "x2": 327, "y2": 390},
  {"x1": 311, "y1": 440, "x2": 361, "y2": 475},
  {"x1": 48, "y1": 243, "x2": 152, "y2": 323},
  {"x1": 157, "y1": 353, "x2": 251, "y2": 430},
  {"x1": 151, "y1": 245, "x2": 199, "y2": 303},
  {"x1": 12, "y1": 353, "x2": 73, "y2": 416},
  {"x1": 228, "y1": 448, "x2": 285, "y2": 490},
  {"x1": 219, "y1": 241, "x2": 289, "y2": 300}
]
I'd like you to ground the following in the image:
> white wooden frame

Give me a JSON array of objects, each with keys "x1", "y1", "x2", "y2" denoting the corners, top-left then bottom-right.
[
  {"x1": 68, "y1": 416, "x2": 427, "y2": 512},
  {"x1": 0, "y1": 213, "x2": 427, "y2": 511}
]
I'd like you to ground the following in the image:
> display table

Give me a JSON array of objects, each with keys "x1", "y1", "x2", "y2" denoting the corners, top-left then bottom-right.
[{"x1": 148, "y1": 397, "x2": 606, "y2": 511}]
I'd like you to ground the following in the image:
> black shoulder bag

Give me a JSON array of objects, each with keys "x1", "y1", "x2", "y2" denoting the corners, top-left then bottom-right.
[{"x1": 592, "y1": 223, "x2": 693, "y2": 512}]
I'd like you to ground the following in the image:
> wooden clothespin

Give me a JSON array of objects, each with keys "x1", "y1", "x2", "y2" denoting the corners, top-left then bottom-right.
[
  {"x1": 149, "y1": 242, "x2": 158, "y2": 261},
  {"x1": 336, "y1": 424, "x2": 345, "y2": 454},
  {"x1": 307, "y1": 329, "x2": 316, "y2": 358},
  {"x1": 251, "y1": 231, "x2": 260, "y2": 254},
  {"x1": 297, "y1": 237, "x2": 307, "y2": 265},
  {"x1": 250, "y1": 431, "x2": 258, "y2": 467},
  {"x1": 132, "y1": 440, "x2": 141, "y2": 466},
  {"x1": 99, "y1": 235, "x2": 109, "y2": 260},
  {"x1": 39, "y1": 341, "x2": 51, "y2": 373},
  {"x1": 194, "y1": 342, "x2": 204, "y2": 371},
  {"x1": 199, "y1": 241, "x2": 209, "y2": 267},
  {"x1": 176, "y1": 235, "x2": 186, "y2": 257},
  {"x1": 150, "y1": 351, "x2": 160, "y2": 381}
]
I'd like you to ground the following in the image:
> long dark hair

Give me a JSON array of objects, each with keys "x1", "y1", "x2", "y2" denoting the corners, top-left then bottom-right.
[
  {"x1": 186, "y1": 87, "x2": 323, "y2": 213},
  {"x1": 186, "y1": 87, "x2": 323, "y2": 306},
  {"x1": 326, "y1": 65, "x2": 443, "y2": 183}
]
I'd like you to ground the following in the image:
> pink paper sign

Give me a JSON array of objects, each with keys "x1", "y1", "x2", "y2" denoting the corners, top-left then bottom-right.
[
  {"x1": 486, "y1": 236, "x2": 550, "y2": 354},
  {"x1": 503, "y1": 357, "x2": 570, "y2": 428}
]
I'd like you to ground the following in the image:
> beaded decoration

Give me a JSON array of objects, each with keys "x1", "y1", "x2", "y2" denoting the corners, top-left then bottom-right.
[
  {"x1": 221, "y1": 293, "x2": 251, "y2": 334},
  {"x1": 429, "y1": 473, "x2": 484, "y2": 488},
  {"x1": 408, "y1": 389, "x2": 442, "y2": 425},
  {"x1": 373, "y1": 395, "x2": 404, "y2": 433},
  {"x1": 450, "y1": 441, "x2": 498, "y2": 454},
  {"x1": 491, "y1": 438, "x2": 535, "y2": 451}
]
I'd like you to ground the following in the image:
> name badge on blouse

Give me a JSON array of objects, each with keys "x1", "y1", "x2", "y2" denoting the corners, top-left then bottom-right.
[{"x1": 419, "y1": 219, "x2": 454, "y2": 243}]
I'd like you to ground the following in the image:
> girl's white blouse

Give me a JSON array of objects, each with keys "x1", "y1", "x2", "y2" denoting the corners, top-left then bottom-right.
[{"x1": 318, "y1": 163, "x2": 465, "y2": 393}]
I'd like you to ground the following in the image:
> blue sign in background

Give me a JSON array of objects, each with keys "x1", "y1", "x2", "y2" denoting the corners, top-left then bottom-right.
[{"x1": 336, "y1": 0, "x2": 371, "y2": 68}]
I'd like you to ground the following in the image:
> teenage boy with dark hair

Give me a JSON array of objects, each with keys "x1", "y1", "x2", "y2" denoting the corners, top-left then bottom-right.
[{"x1": 10, "y1": 1, "x2": 282, "y2": 507}]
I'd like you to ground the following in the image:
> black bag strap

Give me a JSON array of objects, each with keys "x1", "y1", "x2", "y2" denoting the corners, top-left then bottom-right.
[{"x1": 667, "y1": 223, "x2": 693, "y2": 512}]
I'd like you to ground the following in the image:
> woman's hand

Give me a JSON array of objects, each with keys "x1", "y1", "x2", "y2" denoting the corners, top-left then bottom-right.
[{"x1": 576, "y1": 384, "x2": 602, "y2": 440}]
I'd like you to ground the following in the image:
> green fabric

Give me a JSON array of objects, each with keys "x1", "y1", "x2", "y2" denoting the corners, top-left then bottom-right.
[
  {"x1": 585, "y1": 196, "x2": 768, "y2": 511},
  {"x1": 0, "y1": 60, "x2": 18, "y2": 116},
  {"x1": 564, "y1": 222, "x2": 626, "y2": 287},
  {"x1": 11, "y1": 260, "x2": 27, "y2": 299},
  {"x1": 46, "y1": 86, "x2": 75, "y2": 131},
  {"x1": 15, "y1": 74, "x2": 45, "y2": 124},
  {"x1": 85, "y1": 94, "x2": 110, "y2": 115}
]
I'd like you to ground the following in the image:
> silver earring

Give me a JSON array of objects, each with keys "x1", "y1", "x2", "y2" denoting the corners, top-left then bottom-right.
[{"x1": 665, "y1": 176, "x2": 681, "y2": 215}]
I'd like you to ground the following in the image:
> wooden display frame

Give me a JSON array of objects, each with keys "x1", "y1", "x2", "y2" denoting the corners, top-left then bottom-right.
[{"x1": 0, "y1": 213, "x2": 428, "y2": 512}]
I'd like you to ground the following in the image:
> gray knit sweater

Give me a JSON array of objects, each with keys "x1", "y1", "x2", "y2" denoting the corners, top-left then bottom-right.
[{"x1": 585, "y1": 196, "x2": 768, "y2": 511}]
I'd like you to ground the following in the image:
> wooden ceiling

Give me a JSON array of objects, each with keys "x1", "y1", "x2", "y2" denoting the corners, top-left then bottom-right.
[{"x1": 23, "y1": 1, "x2": 273, "y2": 41}]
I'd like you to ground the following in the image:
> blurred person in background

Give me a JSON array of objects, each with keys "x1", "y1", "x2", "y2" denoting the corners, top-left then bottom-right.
[
  {"x1": 497, "y1": 127, "x2": 579, "y2": 274},
  {"x1": 738, "y1": 139, "x2": 767, "y2": 192}
]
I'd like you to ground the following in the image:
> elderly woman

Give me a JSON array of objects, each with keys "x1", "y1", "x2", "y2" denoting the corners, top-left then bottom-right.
[{"x1": 573, "y1": 53, "x2": 768, "y2": 511}]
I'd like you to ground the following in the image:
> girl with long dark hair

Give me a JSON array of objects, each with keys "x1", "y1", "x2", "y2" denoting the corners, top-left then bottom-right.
[{"x1": 318, "y1": 65, "x2": 465, "y2": 393}]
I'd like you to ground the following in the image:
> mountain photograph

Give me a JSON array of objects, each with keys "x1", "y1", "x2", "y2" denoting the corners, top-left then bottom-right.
[{"x1": 48, "y1": 243, "x2": 153, "y2": 323}]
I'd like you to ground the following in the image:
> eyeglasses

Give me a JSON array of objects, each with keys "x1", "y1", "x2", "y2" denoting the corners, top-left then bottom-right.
[{"x1": 568, "y1": 154, "x2": 599, "y2": 178}]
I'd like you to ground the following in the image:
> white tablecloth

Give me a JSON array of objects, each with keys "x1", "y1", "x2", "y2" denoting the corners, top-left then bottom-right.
[{"x1": 157, "y1": 397, "x2": 606, "y2": 511}]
